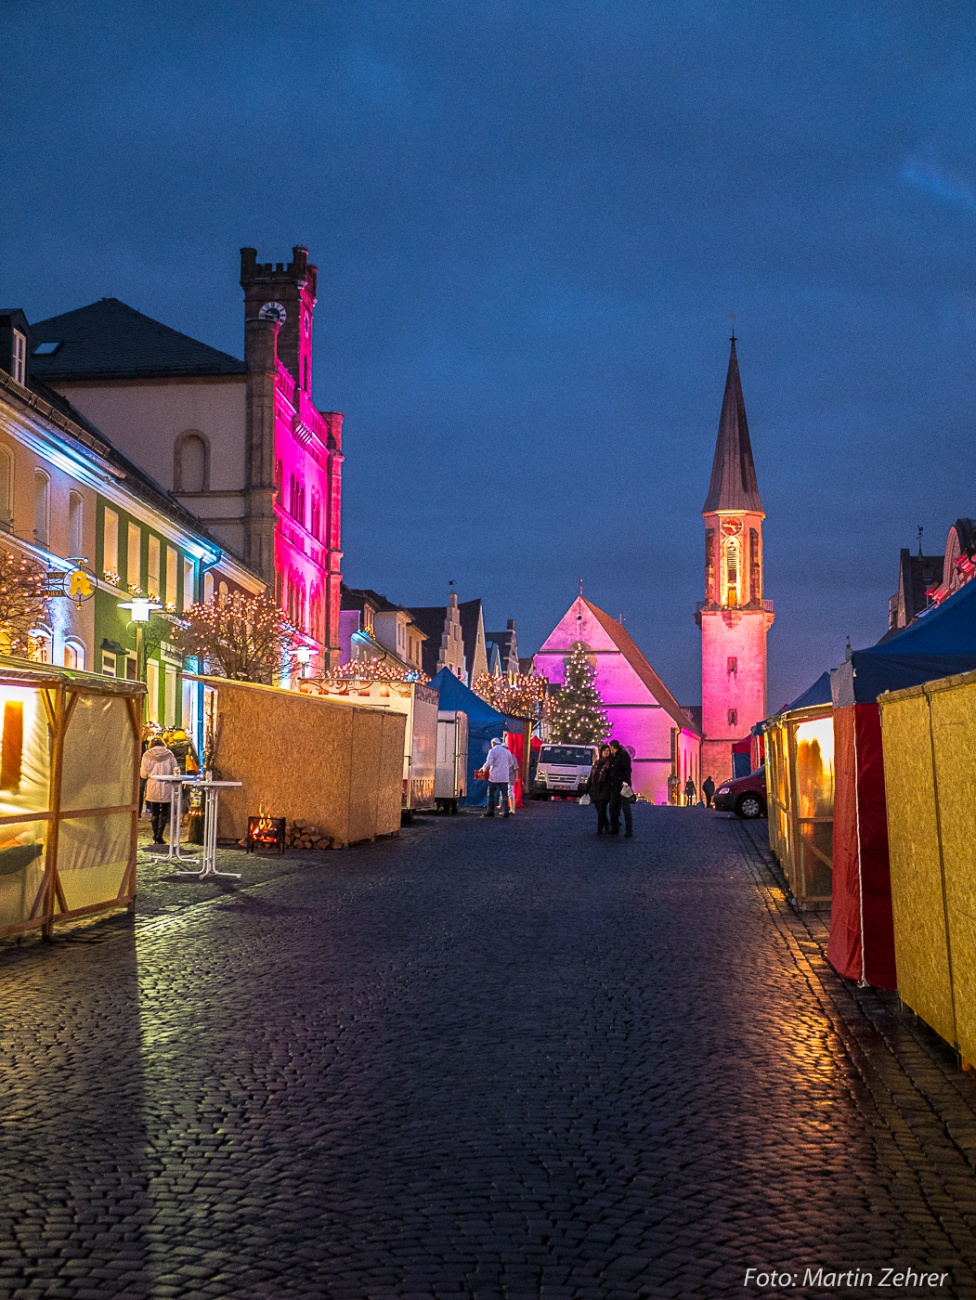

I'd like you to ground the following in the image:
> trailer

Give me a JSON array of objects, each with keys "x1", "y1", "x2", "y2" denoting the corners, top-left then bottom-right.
[{"x1": 435, "y1": 710, "x2": 468, "y2": 813}]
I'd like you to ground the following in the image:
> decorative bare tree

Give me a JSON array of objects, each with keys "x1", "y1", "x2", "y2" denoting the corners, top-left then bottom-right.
[
  {"x1": 0, "y1": 550, "x2": 51, "y2": 658},
  {"x1": 473, "y1": 672, "x2": 548, "y2": 721},
  {"x1": 176, "y1": 593, "x2": 295, "y2": 683}
]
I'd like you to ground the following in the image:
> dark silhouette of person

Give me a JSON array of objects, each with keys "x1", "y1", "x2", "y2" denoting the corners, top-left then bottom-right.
[
  {"x1": 703, "y1": 775, "x2": 715, "y2": 808},
  {"x1": 608, "y1": 740, "x2": 634, "y2": 837}
]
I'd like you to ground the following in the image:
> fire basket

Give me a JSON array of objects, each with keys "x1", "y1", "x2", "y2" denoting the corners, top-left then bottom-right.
[{"x1": 246, "y1": 813, "x2": 286, "y2": 855}]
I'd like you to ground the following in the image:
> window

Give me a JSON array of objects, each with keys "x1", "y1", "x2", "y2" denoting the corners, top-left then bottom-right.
[
  {"x1": 33, "y1": 470, "x2": 50, "y2": 547},
  {"x1": 723, "y1": 538, "x2": 740, "y2": 608},
  {"x1": 146, "y1": 661, "x2": 160, "y2": 723},
  {"x1": 310, "y1": 492, "x2": 321, "y2": 541},
  {"x1": 204, "y1": 571, "x2": 215, "y2": 603},
  {"x1": 103, "y1": 508, "x2": 119, "y2": 577},
  {"x1": 183, "y1": 559, "x2": 195, "y2": 609},
  {"x1": 728, "y1": 709, "x2": 738, "y2": 728},
  {"x1": 101, "y1": 651, "x2": 117, "y2": 677},
  {"x1": 68, "y1": 492, "x2": 84, "y2": 557},
  {"x1": 174, "y1": 432, "x2": 209, "y2": 492},
  {"x1": 63, "y1": 639, "x2": 86, "y2": 671},
  {"x1": 749, "y1": 527, "x2": 762, "y2": 604},
  {"x1": 164, "y1": 667, "x2": 178, "y2": 727},
  {"x1": 289, "y1": 476, "x2": 305, "y2": 527},
  {"x1": 126, "y1": 521, "x2": 141, "y2": 590},
  {"x1": 165, "y1": 547, "x2": 178, "y2": 606},
  {"x1": 0, "y1": 447, "x2": 12, "y2": 531},
  {"x1": 148, "y1": 536, "x2": 161, "y2": 599},
  {"x1": 11, "y1": 331, "x2": 26, "y2": 385},
  {"x1": 218, "y1": 580, "x2": 229, "y2": 606},
  {"x1": 33, "y1": 341, "x2": 60, "y2": 357},
  {"x1": 727, "y1": 656, "x2": 737, "y2": 675},
  {"x1": 30, "y1": 625, "x2": 52, "y2": 663}
]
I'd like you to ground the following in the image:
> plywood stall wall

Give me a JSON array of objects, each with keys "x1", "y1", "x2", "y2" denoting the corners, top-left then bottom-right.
[
  {"x1": 880, "y1": 668, "x2": 976, "y2": 1066},
  {"x1": 204, "y1": 678, "x2": 406, "y2": 848}
]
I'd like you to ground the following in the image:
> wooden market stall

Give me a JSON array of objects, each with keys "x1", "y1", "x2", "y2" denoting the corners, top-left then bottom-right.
[
  {"x1": 764, "y1": 673, "x2": 835, "y2": 910},
  {"x1": 878, "y1": 667, "x2": 976, "y2": 1068},
  {"x1": 0, "y1": 658, "x2": 144, "y2": 940},
  {"x1": 192, "y1": 676, "x2": 406, "y2": 848}
]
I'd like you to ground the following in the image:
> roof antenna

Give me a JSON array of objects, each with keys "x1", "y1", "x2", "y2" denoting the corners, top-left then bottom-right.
[
  {"x1": 845, "y1": 635, "x2": 852, "y2": 662},
  {"x1": 917, "y1": 525, "x2": 923, "y2": 558},
  {"x1": 729, "y1": 308, "x2": 736, "y2": 344}
]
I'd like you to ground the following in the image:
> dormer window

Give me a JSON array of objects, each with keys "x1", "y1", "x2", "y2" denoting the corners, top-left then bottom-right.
[
  {"x1": 11, "y1": 331, "x2": 26, "y2": 385},
  {"x1": 33, "y1": 341, "x2": 60, "y2": 356}
]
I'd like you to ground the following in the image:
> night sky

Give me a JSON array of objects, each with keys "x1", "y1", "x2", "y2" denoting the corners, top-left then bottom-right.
[{"x1": 3, "y1": 1, "x2": 976, "y2": 710}]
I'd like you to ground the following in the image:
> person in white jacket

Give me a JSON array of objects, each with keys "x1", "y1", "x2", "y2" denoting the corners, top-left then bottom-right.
[
  {"x1": 482, "y1": 737, "x2": 517, "y2": 818},
  {"x1": 140, "y1": 738, "x2": 180, "y2": 845}
]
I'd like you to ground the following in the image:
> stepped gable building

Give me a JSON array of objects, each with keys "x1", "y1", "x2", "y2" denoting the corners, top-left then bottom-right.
[
  {"x1": 30, "y1": 246, "x2": 344, "y2": 671},
  {"x1": 535, "y1": 596, "x2": 700, "y2": 804},
  {"x1": 409, "y1": 593, "x2": 466, "y2": 681},
  {"x1": 696, "y1": 337, "x2": 774, "y2": 783},
  {"x1": 458, "y1": 597, "x2": 488, "y2": 687}
]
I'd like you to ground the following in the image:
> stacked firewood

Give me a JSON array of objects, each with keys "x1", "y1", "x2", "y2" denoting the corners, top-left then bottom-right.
[{"x1": 285, "y1": 819, "x2": 332, "y2": 850}]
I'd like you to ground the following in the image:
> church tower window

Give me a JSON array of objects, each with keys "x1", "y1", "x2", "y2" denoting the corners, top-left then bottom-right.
[{"x1": 724, "y1": 538, "x2": 740, "y2": 608}]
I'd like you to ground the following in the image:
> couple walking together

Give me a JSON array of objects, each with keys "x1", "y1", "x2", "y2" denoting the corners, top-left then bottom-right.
[{"x1": 588, "y1": 739, "x2": 634, "y2": 837}]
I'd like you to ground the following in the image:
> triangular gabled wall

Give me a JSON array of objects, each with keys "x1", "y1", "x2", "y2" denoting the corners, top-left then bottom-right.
[{"x1": 535, "y1": 597, "x2": 700, "y2": 804}]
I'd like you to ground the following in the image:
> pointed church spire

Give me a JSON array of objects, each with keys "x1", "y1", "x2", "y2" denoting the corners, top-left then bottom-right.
[{"x1": 702, "y1": 337, "x2": 764, "y2": 515}]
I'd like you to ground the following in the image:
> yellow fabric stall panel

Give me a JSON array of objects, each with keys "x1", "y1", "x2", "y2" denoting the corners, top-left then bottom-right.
[
  {"x1": 879, "y1": 688, "x2": 955, "y2": 1050},
  {"x1": 926, "y1": 675, "x2": 976, "y2": 1066}
]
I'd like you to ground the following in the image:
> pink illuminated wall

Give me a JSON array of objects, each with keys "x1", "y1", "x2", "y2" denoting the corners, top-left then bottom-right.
[{"x1": 535, "y1": 597, "x2": 700, "y2": 804}]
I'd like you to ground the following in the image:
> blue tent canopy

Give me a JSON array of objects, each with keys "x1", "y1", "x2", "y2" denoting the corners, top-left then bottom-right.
[
  {"x1": 428, "y1": 669, "x2": 524, "y2": 806},
  {"x1": 834, "y1": 577, "x2": 976, "y2": 705},
  {"x1": 779, "y1": 671, "x2": 833, "y2": 715}
]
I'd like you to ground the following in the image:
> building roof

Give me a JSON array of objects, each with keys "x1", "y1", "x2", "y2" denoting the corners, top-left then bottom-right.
[
  {"x1": 582, "y1": 599, "x2": 700, "y2": 734},
  {"x1": 702, "y1": 337, "x2": 764, "y2": 515},
  {"x1": 458, "y1": 598, "x2": 484, "y2": 668},
  {"x1": 29, "y1": 298, "x2": 247, "y2": 381},
  {"x1": 408, "y1": 605, "x2": 451, "y2": 679}
]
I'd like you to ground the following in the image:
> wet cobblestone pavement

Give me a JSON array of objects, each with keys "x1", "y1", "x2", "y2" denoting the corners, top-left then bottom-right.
[{"x1": 3, "y1": 803, "x2": 976, "y2": 1299}]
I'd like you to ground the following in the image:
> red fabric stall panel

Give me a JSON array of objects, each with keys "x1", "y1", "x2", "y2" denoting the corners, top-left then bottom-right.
[
  {"x1": 504, "y1": 730, "x2": 525, "y2": 808},
  {"x1": 853, "y1": 703, "x2": 896, "y2": 990},
  {"x1": 827, "y1": 705, "x2": 862, "y2": 982}
]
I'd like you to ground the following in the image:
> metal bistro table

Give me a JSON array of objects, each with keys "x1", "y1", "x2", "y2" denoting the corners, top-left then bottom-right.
[
  {"x1": 149, "y1": 773, "x2": 202, "y2": 866},
  {"x1": 174, "y1": 778, "x2": 243, "y2": 881}
]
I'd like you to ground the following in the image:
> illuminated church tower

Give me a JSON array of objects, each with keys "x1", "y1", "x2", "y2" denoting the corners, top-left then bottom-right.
[{"x1": 696, "y1": 337, "x2": 773, "y2": 783}]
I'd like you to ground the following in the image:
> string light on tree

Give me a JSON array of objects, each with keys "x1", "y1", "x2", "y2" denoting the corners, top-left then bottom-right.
[
  {"x1": 176, "y1": 593, "x2": 296, "y2": 683},
  {"x1": 546, "y1": 641, "x2": 610, "y2": 744},
  {"x1": 473, "y1": 672, "x2": 548, "y2": 720},
  {"x1": 0, "y1": 550, "x2": 52, "y2": 658}
]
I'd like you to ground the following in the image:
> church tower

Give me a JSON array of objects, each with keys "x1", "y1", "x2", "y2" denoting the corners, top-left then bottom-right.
[{"x1": 696, "y1": 337, "x2": 773, "y2": 783}]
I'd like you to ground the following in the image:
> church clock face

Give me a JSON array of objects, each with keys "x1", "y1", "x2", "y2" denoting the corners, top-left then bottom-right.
[
  {"x1": 258, "y1": 301, "x2": 287, "y2": 325},
  {"x1": 721, "y1": 517, "x2": 742, "y2": 537}
]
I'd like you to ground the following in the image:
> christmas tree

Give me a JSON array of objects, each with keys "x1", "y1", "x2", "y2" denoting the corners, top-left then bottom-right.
[{"x1": 547, "y1": 641, "x2": 610, "y2": 744}]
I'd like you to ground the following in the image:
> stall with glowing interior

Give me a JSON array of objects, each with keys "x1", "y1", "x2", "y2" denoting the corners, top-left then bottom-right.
[
  {"x1": 0, "y1": 659, "x2": 144, "y2": 940},
  {"x1": 764, "y1": 672, "x2": 835, "y2": 910}
]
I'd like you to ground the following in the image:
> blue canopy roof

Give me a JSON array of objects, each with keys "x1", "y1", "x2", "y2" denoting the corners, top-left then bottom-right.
[
  {"x1": 429, "y1": 669, "x2": 525, "y2": 805},
  {"x1": 779, "y1": 672, "x2": 833, "y2": 715},
  {"x1": 834, "y1": 577, "x2": 976, "y2": 705}
]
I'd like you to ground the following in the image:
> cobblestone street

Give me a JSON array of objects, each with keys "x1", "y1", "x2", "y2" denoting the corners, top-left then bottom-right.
[{"x1": 4, "y1": 803, "x2": 976, "y2": 1299}]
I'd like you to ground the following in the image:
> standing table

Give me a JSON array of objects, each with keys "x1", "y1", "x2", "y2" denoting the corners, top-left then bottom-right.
[
  {"x1": 174, "y1": 779, "x2": 243, "y2": 881},
  {"x1": 149, "y1": 774, "x2": 201, "y2": 866}
]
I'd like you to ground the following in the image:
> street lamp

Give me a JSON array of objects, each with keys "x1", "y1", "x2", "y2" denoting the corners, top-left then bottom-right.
[
  {"x1": 294, "y1": 645, "x2": 313, "y2": 679},
  {"x1": 118, "y1": 600, "x2": 162, "y2": 715}
]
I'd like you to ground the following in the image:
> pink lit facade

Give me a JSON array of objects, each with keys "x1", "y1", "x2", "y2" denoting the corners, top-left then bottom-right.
[
  {"x1": 697, "y1": 339, "x2": 773, "y2": 784},
  {"x1": 241, "y1": 248, "x2": 344, "y2": 673},
  {"x1": 535, "y1": 597, "x2": 700, "y2": 805}
]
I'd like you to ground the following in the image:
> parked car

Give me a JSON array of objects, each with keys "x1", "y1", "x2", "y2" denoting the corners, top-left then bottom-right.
[{"x1": 713, "y1": 766, "x2": 767, "y2": 819}]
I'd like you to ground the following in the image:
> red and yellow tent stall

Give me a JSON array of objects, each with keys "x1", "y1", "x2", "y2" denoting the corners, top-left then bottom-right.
[
  {"x1": 878, "y1": 668, "x2": 976, "y2": 1068},
  {"x1": 0, "y1": 659, "x2": 144, "y2": 940}
]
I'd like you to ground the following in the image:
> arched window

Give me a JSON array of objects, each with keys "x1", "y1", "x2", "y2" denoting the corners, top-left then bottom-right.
[
  {"x1": 749, "y1": 528, "x2": 762, "y2": 604},
  {"x1": 68, "y1": 492, "x2": 84, "y2": 557},
  {"x1": 704, "y1": 528, "x2": 715, "y2": 603},
  {"x1": 0, "y1": 447, "x2": 13, "y2": 531},
  {"x1": 723, "y1": 538, "x2": 740, "y2": 608},
  {"x1": 174, "y1": 431, "x2": 210, "y2": 493},
  {"x1": 218, "y1": 580, "x2": 229, "y2": 607},
  {"x1": 204, "y1": 571, "x2": 215, "y2": 603},
  {"x1": 30, "y1": 623, "x2": 53, "y2": 664},
  {"x1": 63, "y1": 639, "x2": 86, "y2": 671},
  {"x1": 33, "y1": 470, "x2": 50, "y2": 547},
  {"x1": 310, "y1": 491, "x2": 321, "y2": 541}
]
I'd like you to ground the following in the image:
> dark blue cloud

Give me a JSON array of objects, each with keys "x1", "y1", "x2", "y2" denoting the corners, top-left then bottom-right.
[{"x1": 2, "y1": 0, "x2": 976, "y2": 708}]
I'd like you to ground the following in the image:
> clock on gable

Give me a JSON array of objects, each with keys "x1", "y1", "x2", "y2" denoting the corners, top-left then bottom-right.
[{"x1": 258, "y1": 301, "x2": 287, "y2": 325}]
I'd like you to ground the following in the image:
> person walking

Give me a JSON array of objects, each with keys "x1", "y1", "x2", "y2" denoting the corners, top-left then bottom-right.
[
  {"x1": 684, "y1": 777, "x2": 697, "y2": 807},
  {"x1": 702, "y1": 774, "x2": 715, "y2": 808},
  {"x1": 608, "y1": 739, "x2": 634, "y2": 837},
  {"x1": 588, "y1": 743, "x2": 613, "y2": 833},
  {"x1": 141, "y1": 736, "x2": 180, "y2": 845},
  {"x1": 482, "y1": 738, "x2": 514, "y2": 818}
]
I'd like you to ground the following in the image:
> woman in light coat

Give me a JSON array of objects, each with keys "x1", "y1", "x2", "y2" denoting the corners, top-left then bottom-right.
[{"x1": 140, "y1": 738, "x2": 180, "y2": 845}]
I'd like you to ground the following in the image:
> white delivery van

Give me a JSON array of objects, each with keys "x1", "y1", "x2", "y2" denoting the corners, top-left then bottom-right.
[
  {"x1": 435, "y1": 710, "x2": 468, "y2": 814},
  {"x1": 531, "y1": 743, "x2": 599, "y2": 799}
]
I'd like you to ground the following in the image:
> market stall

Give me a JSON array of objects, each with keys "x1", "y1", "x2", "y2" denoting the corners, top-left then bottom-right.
[
  {"x1": 191, "y1": 676, "x2": 406, "y2": 848},
  {"x1": 879, "y1": 667, "x2": 976, "y2": 1067},
  {"x1": 827, "y1": 576, "x2": 976, "y2": 989},
  {"x1": 428, "y1": 669, "x2": 526, "y2": 808},
  {"x1": 764, "y1": 673, "x2": 834, "y2": 909},
  {"x1": 0, "y1": 659, "x2": 144, "y2": 940}
]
